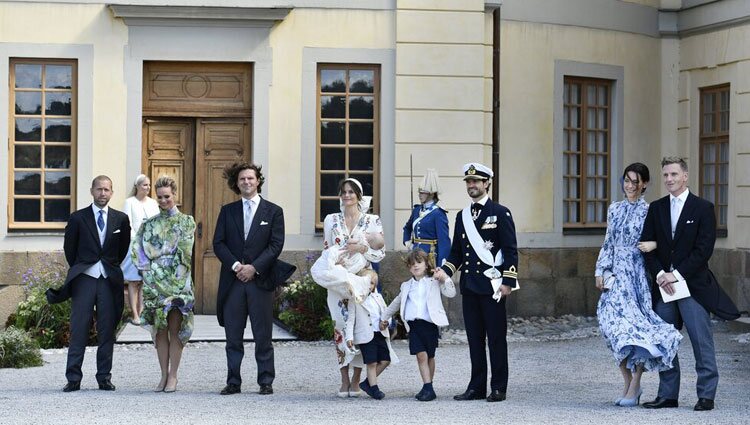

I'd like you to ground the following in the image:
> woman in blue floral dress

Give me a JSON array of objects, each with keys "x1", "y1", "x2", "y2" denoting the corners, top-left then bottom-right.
[
  {"x1": 132, "y1": 176, "x2": 196, "y2": 393},
  {"x1": 595, "y1": 163, "x2": 682, "y2": 407}
]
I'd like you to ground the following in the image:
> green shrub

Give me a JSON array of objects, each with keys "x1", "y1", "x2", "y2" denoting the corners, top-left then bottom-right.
[
  {"x1": 0, "y1": 327, "x2": 44, "y2": 368},
  {"x1": 275, "y1": 257, "x2": 334, "y2": 341}
]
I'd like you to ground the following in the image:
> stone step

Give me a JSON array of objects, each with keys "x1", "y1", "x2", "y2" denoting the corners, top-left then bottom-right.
[{"x1": 117, "y1": 315, "x2": 296, "y2": 343}]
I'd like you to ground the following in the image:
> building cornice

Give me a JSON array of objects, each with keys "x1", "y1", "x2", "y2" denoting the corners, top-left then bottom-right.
[
  {"x1": 109, "y1": 5, "x2": 292, "y2": 27},
  {"x1": 660, "y1": 0, "x2": 750, "y2": 37}
]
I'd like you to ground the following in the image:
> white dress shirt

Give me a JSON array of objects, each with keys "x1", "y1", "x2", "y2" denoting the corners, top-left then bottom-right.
[
  {"x1": 232, "y1": 194, "x2": 261, "y2": 272},
  {"x1": 83, "y1": 204, "x2": 109, "y2": 279},
  {"x1": 403, "y1": 276, "x2": 432, "y2": 323},
  {"x1": 658, "y1": 189, "x2": 690, "y2": 283}
]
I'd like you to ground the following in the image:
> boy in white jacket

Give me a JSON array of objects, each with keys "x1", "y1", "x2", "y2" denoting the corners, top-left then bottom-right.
[
  {"x1": 383, "y1": 249, "x2": 456, "y2": 401},
  {"x1": 345, "y1": 278, "x2": 398, "y2": 399}
]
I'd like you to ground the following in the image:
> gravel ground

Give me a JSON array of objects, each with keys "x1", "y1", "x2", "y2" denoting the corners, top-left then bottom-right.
[{"x1": 1, "y1": 320, "x2": 748, "y2": 425}]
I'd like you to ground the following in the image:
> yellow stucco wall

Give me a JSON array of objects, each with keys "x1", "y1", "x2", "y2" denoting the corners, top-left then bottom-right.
[{"x1": 499, "y1": 20, "x2": 662, "y2": 232}]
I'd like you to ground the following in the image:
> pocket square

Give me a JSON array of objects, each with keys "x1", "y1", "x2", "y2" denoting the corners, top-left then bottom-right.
[
  {"x1": 113, "y1": 229, "x2": 121, "y2": 234},
  {"x1": 260, "y1": 221, "x2": 269, "y2": 226}
]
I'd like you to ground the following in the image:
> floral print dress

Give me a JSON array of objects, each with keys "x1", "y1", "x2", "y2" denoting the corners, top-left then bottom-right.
[
  {"x1": 132, "y1": 207, "x2": 196, "y2": 345},
  {"x1": 311, "y1": 212, "x2": 385, "y2": 368},
  {"x1": 595, "y1": 198, "x2": 682, "y2": 372}
]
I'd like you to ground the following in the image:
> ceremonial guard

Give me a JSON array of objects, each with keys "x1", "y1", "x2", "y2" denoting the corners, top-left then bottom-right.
[
  {"x1": 402, "y1": 168, "x2": 451, "y2": 268},
  {"x1": 434, "y1": 162, "x2": 518, "y2": 403}
]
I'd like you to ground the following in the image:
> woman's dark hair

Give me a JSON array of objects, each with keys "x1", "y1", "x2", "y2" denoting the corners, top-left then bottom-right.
[
  {"x1": 404, "y1": 248, "x2": 435, "y2": 276},
  {"x1": 223, "y1": 162, "x2": 265, "y2": 195},
  {"x1": 622, "y1": 162, "x2": 650, "y2": 194},
  {"x1": 338, "y1": 179, "x2": 363, "y2": 201}
]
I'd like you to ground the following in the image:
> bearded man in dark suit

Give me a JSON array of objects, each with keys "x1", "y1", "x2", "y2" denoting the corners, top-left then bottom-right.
[
  {"x1": 214, "y1": 162, "x2": 285, "y2": 396},
  {"x1": 48, "y1": 175, "x2": 131, "y2": 392}
]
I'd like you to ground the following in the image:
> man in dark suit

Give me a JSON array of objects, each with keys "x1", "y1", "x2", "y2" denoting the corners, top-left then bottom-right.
[
  {"x1": 47, "y1": 175, "x2": 131, "y2": 392},
  {"x1": 641, "y1": 157, "x2": 739, "y2": 412},
  {"x1": 214, "y1": 162, "x2": 285, "y2": 396},
  {"x1": 434, "y1": 162, "x2": 518, "y2": 402}
]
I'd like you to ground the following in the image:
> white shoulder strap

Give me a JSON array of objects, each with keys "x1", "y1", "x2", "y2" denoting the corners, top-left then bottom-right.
[{"x1": 461, "y1": 207, "x2": 503, "y2": 268}]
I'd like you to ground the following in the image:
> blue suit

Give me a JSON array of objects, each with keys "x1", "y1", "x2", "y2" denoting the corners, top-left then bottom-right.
[
  {"x1": 441, "y1": 198, "x2": 518, "y2": 394},
  {"x1": 402, "y1": 203, "x2": 451, "y2": 267}
]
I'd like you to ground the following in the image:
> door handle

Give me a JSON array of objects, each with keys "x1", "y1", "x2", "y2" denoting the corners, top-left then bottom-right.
[{"x1": 197, "y1": 222, "x2": 203, "y2": 239}]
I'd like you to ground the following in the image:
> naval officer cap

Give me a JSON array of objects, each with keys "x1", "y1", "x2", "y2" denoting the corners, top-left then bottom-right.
[{"x1": 462, "y1": 162, "x2": 493, "y2": 181}]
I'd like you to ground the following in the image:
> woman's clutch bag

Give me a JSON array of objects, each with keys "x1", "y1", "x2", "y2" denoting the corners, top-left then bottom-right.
[{"x1": 602, "y1": 270, "x2": 616, "y2": 290}]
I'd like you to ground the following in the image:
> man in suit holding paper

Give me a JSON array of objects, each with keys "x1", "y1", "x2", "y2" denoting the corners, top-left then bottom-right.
[
  {"x1": 640, "y1": 157, "x2": 739, "y2": 411},
  {"x1": 214, "y1": 162, "x2": 285, "y2": 396},
  {"x1": 47, "y1": 175, "x2": 131, "y2": 392},
  {"x1": 433, "y1": 162, "x2": 518, "y2": 403}
]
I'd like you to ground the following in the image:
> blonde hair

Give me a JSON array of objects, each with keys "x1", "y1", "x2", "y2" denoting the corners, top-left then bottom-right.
[
  {"x1": 128, "y1": 174, "x2": 149, "y2": 197},
  {"x1": 154, "y1": 175, "x2": 177, "y2": 195}
]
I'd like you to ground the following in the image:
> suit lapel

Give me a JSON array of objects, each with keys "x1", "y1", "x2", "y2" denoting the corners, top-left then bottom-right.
[
  {"x1": 231, "y1": 200, "x2": 244, "y2": 238},
  {"x1": 102, "y1": 208, "x2": 117, "y2": 249},
  {"x1": 673, "y1": 193, "x2": 697, "y2": 243}
]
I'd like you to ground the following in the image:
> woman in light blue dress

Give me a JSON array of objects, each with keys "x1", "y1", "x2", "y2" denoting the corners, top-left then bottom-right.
[{"x1": 595, "y1": 163, "x2": 682, "y2": 407}]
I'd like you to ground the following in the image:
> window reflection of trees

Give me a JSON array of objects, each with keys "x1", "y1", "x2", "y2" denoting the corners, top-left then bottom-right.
[
  {"x1": 15, "y1": 199, "x2": 41, "y2": 222},
  {"x1": 45, "y1": 199, "x2": 71, "y2": 222},
  {"x1": 14, "y1": 172, "x2": 41, "y2": 195}
]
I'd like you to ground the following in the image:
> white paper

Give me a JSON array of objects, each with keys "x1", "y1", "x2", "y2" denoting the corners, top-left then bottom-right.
[{"x1": 659, "y1": 279, "x2": 691, "y2": 303}]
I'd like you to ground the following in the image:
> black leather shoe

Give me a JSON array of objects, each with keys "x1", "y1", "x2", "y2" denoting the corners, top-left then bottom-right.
[
  {"x1": 259, "y1": 384, "x2": 273, "y2": 395},
  {"x1": 98, "y1": 380, "x2": 116, "y2": 391},
  {"x1": 642, "y1": 397, "x2": 678, "y2": 409},
  {"x1": 417, "y1": 389, "x2": 436, "y2": 402},
  {"x1": 487, "y1": 390, "x2": 506, "y2": 402},
  {"x1": 220, "y1": 384, "x2": 241, "y2": 395},
  {"x1": 694, "y1": 398, "x2": 714, "y2": 411},
  {"x1": 453, "y1": 389, "x2": 486, "y2": 401},
  {"x1": 62, "y1": 382, "x2": 80, "y2": 392}
]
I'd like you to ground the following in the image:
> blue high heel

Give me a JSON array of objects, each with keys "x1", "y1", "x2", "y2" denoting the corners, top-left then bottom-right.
[{"x1": 618, "y1": 388, "x2": 643, "y2": 407}]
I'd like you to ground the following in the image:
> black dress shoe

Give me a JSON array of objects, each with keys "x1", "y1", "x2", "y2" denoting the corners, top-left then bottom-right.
[
  {"x1": 220, "y1": 384, "x2": 241, "y2": 395},
  {"x1": 417, "y1": 389, "x2": 436, "y2": 402},
  {"x1": 487, "y1": 390, "x2": 506, "y2": 402},
  {"x1": 62, "y1": 382, "x2": 80, "y2": 392},
  {"x1": 694, "y1": 398, "x2": 714, "y2": 411},
  {"x1": 453, "y1": 389, "x2": 486, "y2": 401},
  {"x1": 642, "y1": 397, "x2": 678, "y2": 409},
  {"x1": 98, "y1": 380, "x2": 116, "y2": 391},
  {"x1": 259, "y1": 384, "x2": 273, "y2": 395}
]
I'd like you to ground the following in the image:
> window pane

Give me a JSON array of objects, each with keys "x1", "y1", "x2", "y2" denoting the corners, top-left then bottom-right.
[
  {"x1": 597, "y1": 132, "x2": 607, "y2": 153},
  {"x1": 720, "y1": 111, "x2": 729, "y2": 132},
  {"x1": 719, "y1": 164, "x2": 728, "y2": 184},
  {"x1": 15, "y1": 118, "x2": 42, "y2": 141},
  {"x1": 703, "y1": 165, "x2": 715, "y2": 184},
  {"x1": 563, "y1": 201, "x2": 570, "y2": 222},
  {"x1": 586, "y1": 177, "x2": 596, "y2": 198},
  {"x1": 703, "y1": 143, "x2": 716, "y2": 162},
  {"x1": 45, "y1": 92, "x2": 72, "y2": 115},
  {"x1": 15, "y1": 145, "x2": 41, "y2": 168},
  {"x1": 320, "y1": 148, "x2": 345, "y2": 170},
  {"x1": 719, "y1": 206, "x2": 727, "y2": 226},
  {"x1": 597, "y1": 178, "x2": 606, "y2": 198},
  {"x1": 350, "y1": 122, "x2": 373, "y2": 145},
  {"x1": 569, "y1": 202, "x2": 578, "y2": 222},
  {"x1": 15, "y1": 172, "x2": 41, "y2": 195},
  {"x1": 587, "y1": 85, "x2": 596, "y2": 105},
  {"x1": 703, "y1": 113, "x2": 713, "y2": 133},
  {"x1": 568, "y1": 130, "x2": 580, "y2": 152},
  {"x1": 564, "y1": 106, "x2": 569, "y2": 127},
  {"x1": 703, "y1": 185, "x2": 714, "y2": 202},
  {"x1": 45, "y1": 146, "x2": 71, "y2": 169},
  {"x1": 320, "y1": 199, "x2": 340, "y2": 219},
  {"x1": 349, "y1": 96, "x2": 373, "y2": 119},
  {"x1": 587, "y1": 154, "x2": 596, "y2": 175},
  {"x1": 45, "y1": 171, "x2": 71, "y2": 195},
  {"x1": 587, "y1": 132, "x2": 596, "y2": 152},
  {"x1": 720, "y1": 141, "x2": 729, "y2": 162},
  {"x1": 321, "y1": 96, "x2": 346, "y2": 118},
  {"x1": 703, "y1": 93, "x2": 713, "y2": 113},
  {"x1": 45, "y1": 199, "x2": 70, "y2": 222},
  {"x1": 320, "y1": 173, "x2": 346, "y2": 197},
  {"x1": 571, "y1": 83, "x2": 580, "y2": 104},
  {"x1": 320, "y1": 70, "x2": 346, "y2": 93},
  {"x1": 586, "y1": 201, "x2": 595, "y2": 222},
  {"x1": 46, "y1": 119, "x2": 71, "y2": 142},
  {"x1": 597, "y1": 86, "x2": 608, "y2": 106},
  {"x1": 597, "y1": 155, "x2": 606, "y2": 176},
  {"x1": 597, "y1": 109, "x2": 607, "y2": 130},
  {"x1": 719, "y1": 185, "x2": 728, "y2": 204},
  {"x1": 15, "y1": 64, "x2": 42, "y2": 88},
  {"x1": 349, "y1": 148, "x2": 373, "y2": 171},
  {"x1": 320, "y1": 122, "x2": 345, "y2": 145},
  {"x1": 45, "y1": 65, "x2": 72, "y2": 89},
  {"x1": 15, "y1": 92, "x2": 42, "y2": 115},
  {"x1": 568, "y1": 154, "x2": 579, "y2": 175},
  {"x1": 14, "y1": 199, "x2": 41, "y2": 222},
  {"x1": 568, "y1": 178, "x2": 579, "y2": 198},
  {"x1": 587, "y1": 108, "x2": 596, "y2": 130},
  {"x1": 570, "y1": 106, "x2": 579, "y2": 128},
  {"x1": 356, "y1": 174, "x2": 374, "y2": 198},
  {"x1": 720, "y1": 91, "x2": 729, "y2": 110},
  {"x1": 596, "y1": 201, "x2": 606, "y2": 222},
  {"x1": 349, "y1": 70, "x2": 374, "y2": 93}
]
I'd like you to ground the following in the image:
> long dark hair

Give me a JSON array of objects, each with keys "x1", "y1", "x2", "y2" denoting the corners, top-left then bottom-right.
[{"x1": 622, "y1": 162, "x2": 650, "y2": 194}]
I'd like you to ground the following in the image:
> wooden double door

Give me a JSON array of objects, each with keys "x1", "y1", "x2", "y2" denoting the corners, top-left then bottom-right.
[{"x1": 142, "y1": 62, "x2": 253, "y2": 314}]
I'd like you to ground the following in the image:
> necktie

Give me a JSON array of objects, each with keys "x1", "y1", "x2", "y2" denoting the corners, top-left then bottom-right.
[
  {"x1": 244, "y1": 200, "x2": 252, "y2": 238},
  {"x1": 670, "y1": 198, "x2": 680, "y2": 236},
  {"x1": 97, "y1": 210, "x2": 105, "y2": 231}
]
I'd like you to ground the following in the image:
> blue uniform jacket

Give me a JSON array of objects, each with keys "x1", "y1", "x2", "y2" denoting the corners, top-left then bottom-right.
[
  {"x1": 402, "y1": 204, "x2": 451, "y2": 267},
  {"x1": 440, "y1": 199, "x2": 518, "y2": 295}
]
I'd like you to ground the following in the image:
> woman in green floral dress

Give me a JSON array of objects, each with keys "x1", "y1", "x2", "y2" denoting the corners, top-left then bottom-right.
[{"x1": 132, "y1": 176, "x2": 195, "y2": 393}]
